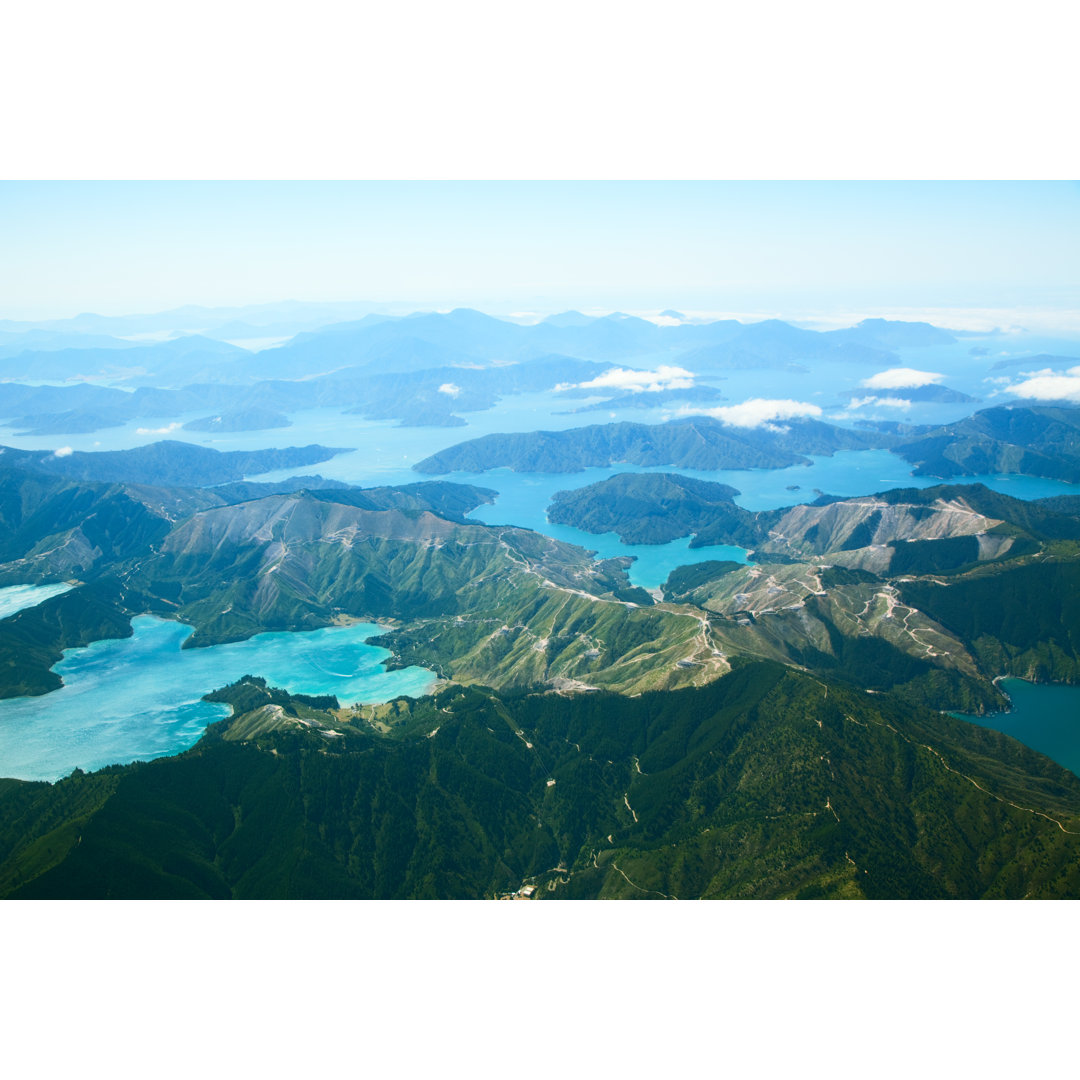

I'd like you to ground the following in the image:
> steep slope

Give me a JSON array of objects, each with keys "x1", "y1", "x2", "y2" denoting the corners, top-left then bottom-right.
[
  {"x1": 124, "y1": 491, "x2": 724, "y2": 695},
  {"x1": 545, "y1": 476, "x2": 1080, "y2": 710},
  {"x1": 552, "y1": 475, "x2": 1078, "y2": 569},
  {"x1": 0, "y1": 580, "x2": 133, "y2": 698},
  {"x1": 0, "y1": 462, "x2": 495, "y2": 586},
  {"x1": 4, "y1": 666, "x2": 1078, "y2": 899},
  {"x1": 0, "y1": 468, "x2": 177, "y2": 581},
  {"x1": 0, "y1": 477, "x2": 497, "y2": 700}
]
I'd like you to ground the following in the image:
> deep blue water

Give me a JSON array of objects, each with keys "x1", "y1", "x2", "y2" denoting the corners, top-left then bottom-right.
[
  {"x1": 960, "y1": 679, "x2": 1080, "y2": 779},
  {"x1": 0, "y1": 616, "x2": 435, "y2": 782}
]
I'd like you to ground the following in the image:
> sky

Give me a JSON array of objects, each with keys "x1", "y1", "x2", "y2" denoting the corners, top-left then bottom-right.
[
  {"x1": 1, "y1": 180, "x2": 1079, "y2": 324},
  {"x1": 3, "y1": 4, "x2": 1078, "y2": 327}
]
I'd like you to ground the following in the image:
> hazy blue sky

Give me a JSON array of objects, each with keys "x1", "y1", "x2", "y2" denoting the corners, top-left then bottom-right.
[{"x1": 2, "y1": 180, "x2": 1078, "y2": 320}]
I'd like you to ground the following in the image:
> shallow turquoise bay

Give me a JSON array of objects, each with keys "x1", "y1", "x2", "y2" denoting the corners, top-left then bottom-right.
[{"x1": 0, "y1": 616, "x2": 435, "y2": 782}]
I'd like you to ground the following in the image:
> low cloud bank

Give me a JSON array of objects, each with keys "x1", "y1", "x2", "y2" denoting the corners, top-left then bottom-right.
[
  {"x1": 555, "y1": 365, "x2": 694, "y2": 395},
  {"x1": 685, "y1": 398, "x2": 823, "y2": 430},
  {"x1": 1007, "y1": 366, "x2": 1080, "y2": 403},
  {"x1": 861, "y1": 368, "x2": 944, "y2": 390},
  {"x1": 135, "y1": 422, "x2": 182, "y2": 435},
  {"x1": 845, "y1": 395, "x2": 913, "y2": 411},
  {"x1": 438, "y1": 382, "x2": 462, "y2": 397}
]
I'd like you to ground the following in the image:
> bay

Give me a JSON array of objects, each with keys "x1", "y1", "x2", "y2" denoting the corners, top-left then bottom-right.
[
  {"x1": 0, "y1": 615, "x2": 435, "y2": 782},
  {"x1": 960, "y1": 678, "x2": 1080, "y2": 779}
]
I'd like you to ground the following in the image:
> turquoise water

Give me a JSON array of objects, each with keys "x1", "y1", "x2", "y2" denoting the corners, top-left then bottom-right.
[
  {"x1": 427, "y1": 451, "x2": 1076, "y2": 588},
  {"x1": 0, "y1": 582, "x2": 74, "y2": 620},
  {"x1": 960, "y1": 679, "x2": 1080, "y2": 779},
  {"x1": 0, "y1": 616, "x2": 435, "y2": 782},
  {"x1": 458, "y1": 468, "x2": 749, "y2": 589}
]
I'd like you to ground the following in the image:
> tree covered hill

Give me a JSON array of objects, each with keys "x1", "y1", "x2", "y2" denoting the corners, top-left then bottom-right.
[
  {"x1": 413, "y1": 403, "x2": 1080, "y2": 484},
  {"x1": 2, "y1": 665, "x2": 1077, "y2": 899},
  {"x1": 892, "y1": 404, "x2": 1080, "y2": 482},
  {"x1": 0, "y1": 440, "x2": 350, "y2": 488},
  {"x1": 414, "y1": 415, "x2": 891, "y2": 475}
]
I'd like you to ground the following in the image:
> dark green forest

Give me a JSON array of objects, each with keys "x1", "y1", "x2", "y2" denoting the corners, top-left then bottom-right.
[{"x1": 3, "y1": 666, "x2": 1079, "y2": 899}]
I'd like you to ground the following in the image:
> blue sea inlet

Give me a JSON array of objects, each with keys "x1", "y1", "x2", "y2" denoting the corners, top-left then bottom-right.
[
  {"x1": 961, "y1": 679, "x2": 1080, "y2": 779},
  {"x1": 0, "y1": 616, "x2": 435, "y2": 783}
]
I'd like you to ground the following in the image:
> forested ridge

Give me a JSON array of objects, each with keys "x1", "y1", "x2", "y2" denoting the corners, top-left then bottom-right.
[{"x1": 3, "y1": 667, "x2": 1079, "y2": 899}]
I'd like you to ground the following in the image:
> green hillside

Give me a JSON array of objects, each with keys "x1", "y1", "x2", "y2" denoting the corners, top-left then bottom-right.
[{"x1": 893, "y1": 405, "x2": 1080, "y2": 482}]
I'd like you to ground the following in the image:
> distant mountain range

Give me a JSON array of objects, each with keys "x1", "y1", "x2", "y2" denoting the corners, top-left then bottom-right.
[
  {"x1": 0, "y1": 300, "x2": 406, "y2": 340},
  {"x1": 0, "y1": 311, "x2": 958, "y2": 386},
  {"x1": 0, "y1": 334, "x2": 249, "y2": 383},
  {"x1": 0, "y1": 355, "x2": 615, "y2": 433},
  {"x1": 0, "y1": 440, "x2": 348, "y2": 487}
]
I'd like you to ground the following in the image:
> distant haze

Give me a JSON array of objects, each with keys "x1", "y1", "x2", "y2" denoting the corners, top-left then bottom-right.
[{"x1": 1, "y1": 181, "x2": 1078, "y2": 328}]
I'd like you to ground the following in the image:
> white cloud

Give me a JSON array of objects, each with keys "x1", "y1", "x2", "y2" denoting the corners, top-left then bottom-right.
[
  {"x1": 438, "y1": 382, "x2": 462, "y2": 397},
  {"x1": 845, "y1": 395, "x2": 913, "y2": 411},
  {"x1": 861, "y1": 368, "x2": 944, "y2": 390},
  {"x1": 53, "y1": 446, "x2": 73, "y2": 457},
  {"x1": 1007, "y1": 366, "x2": 1080, "y2": 403},
  {"x1": 685, "y1": 398, "x2": 822, "y2": 429},
  {"x1": 135, "y1": 422, "x2": 182, "y2": 435},
  {"x1": 556, "y1": 364, "x2": 695, "y2": 395}
]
